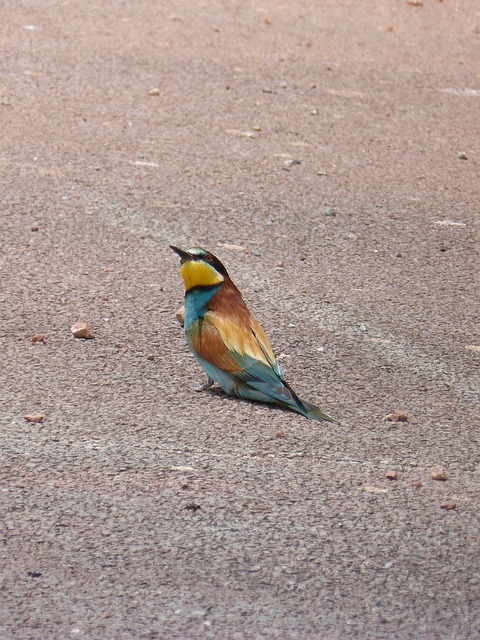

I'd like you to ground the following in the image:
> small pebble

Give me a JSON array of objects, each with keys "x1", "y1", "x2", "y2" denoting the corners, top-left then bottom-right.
[
  {"x1": 385, "y1": 470, "x2": 398, "y2": 480},
  {"x1": 276, "y1": 261, "x2": 284, "y2": 268},
  {"x1": 440, "y1": 502, "x2": 456, "y2": 511},
  {"x1": 176, "y1": 305, "x2": 185, "y2": 327},
  {"x1": 24, "y1": 413, "x2": 44, "y2": 423},
  {"x1": 31, "y1": 225, "x2": 39, "y2": 232},
  {"x1": 71, "y1": 322, "x2": 95, "y2": 339},
  {"x1": 359, "y1": 322, "x2": 368, "y2": 333},
  {"x1": 184, "y1": 502, "x2": 201, "y2": 512},
  {"x1": 457, "y1": 151, "x2": 468, "y2": 160},
  {"x1": 430, "y1": 466, "x2": 447, "y2": 481},
  {"x1": 148, "y1": 88, "x2": 160, "y2": 96},
  {"x1": 384, "y1": 412, "x2": 409, "y2": 422},
  {"x1": 251, "y1": 248, "x2": 261, "y2": 257},
  {"x1": 31, "y1": 334, "x2": 46, "y2": 344},
  {"x1": 325, "y1": 207, "x2": 336, "y2": 217}
]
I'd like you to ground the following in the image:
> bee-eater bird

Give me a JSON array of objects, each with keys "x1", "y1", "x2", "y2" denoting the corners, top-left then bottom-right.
[{"x1": 170, "y1": 245, "x2": 334, "y2": 422}]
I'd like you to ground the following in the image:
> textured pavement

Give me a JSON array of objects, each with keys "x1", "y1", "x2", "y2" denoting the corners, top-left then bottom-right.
[{"x1": 1, "y1": 1, "x2": 479, "y2": 638}]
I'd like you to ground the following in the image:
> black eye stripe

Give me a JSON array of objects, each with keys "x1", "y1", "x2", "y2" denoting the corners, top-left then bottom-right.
[{"x1": 185, "y1": 248, "x2": 228, "y2": 276}]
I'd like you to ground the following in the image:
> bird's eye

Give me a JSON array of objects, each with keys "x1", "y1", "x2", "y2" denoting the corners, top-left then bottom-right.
[{"x1": 204, "y1": 255, "x2": 213, "y2": 263}]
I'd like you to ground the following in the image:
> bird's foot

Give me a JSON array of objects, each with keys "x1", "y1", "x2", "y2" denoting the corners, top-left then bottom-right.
[{"x1": 194, "y1": 377, "x2": 214, "y2": 392}]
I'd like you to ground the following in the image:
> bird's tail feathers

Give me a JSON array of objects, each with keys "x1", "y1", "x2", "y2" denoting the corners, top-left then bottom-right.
[
  {"x1": 286, "y1": 384, "x2": 336, "y2": 423},
  {"x1": 295, "y1": 397, "x2": 336, "y2": 423}
]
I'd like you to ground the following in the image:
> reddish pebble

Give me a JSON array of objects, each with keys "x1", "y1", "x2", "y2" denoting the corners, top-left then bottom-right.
[
  {"x1": 276, "y1": 431, "x2": 286, "y2": 438},
  {"x1": 24, "y1": 413, "x2": 44, "y2": 423},
  {"x1": 440, "y1": 502, "x2": 456, "y2": 511},
  {"x1": 71, "y1": 322, "x2": 95, "y2": 339},
  {"x1": 385, "y1": 470, "x2": 398, "y2": 480},
  {"x1": 430, "y1": 466, "x2": 448, "y2": 481},
  {"x1": 384, "y1": 411, "x2": 409, "y2": 422},
  {"x1": 176, "y1": 305, "x2": 185, "y2": 327},
  {"x1": 31, "y1": 334, "x2": 46, "y2": 343},
  {"x1": 412, "y1": 481, "x2": 423, "y2": 489}
]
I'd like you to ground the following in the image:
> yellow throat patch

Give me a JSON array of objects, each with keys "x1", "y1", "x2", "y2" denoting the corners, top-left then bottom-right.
[{"x1": 180, "y1": 260, "x2": 224, "y2": 291}]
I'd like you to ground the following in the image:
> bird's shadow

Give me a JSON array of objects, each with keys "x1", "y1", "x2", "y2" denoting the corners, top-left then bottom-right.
[{"x1": 197, "y1": 385, "x2": 310, "y2": 419}]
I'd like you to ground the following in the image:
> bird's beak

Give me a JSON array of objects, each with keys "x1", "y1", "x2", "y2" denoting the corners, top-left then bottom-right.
[{"x1": 170, "y1": 245, "x2": 191, "y2": 264}]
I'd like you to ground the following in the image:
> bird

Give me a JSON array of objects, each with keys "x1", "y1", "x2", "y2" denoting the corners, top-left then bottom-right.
[{"x1": 170, "y1": 245, "x2": 335, "y2": 422}]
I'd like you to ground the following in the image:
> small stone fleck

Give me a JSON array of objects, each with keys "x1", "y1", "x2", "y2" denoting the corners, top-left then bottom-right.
[
  {"x1": 184, "y1": 502, "x2": 201, "y2": 512},
  {"x1": 31, "y1": 334, "x2": 46, "y2": 344},
  {"x1": 440, "y1": 502, "x2": 456, "y2": 510},
  {"x1": 385, "y1": 470, "x2": 398, "y2": 480},
  {"x1": 430, "y1": 466, "x2": 447, "y2": 481},
  {"x1": 71, "y1": 322, "x2": 95, "y2": 339},
  {"x1": 457, "y1": 151, "x2": 468, "y2": 160},
  {"x1": 384, "y1": 412, "x2": 409, "y2": 422},
  {"x1": 176, "y1": 305, "x2": 185, "y2": 327},
  {"x1": 24, "y1": 413, "x2": 44, "y2": 423},
  {"x1": 148, "y1": 88, "x2": 160, "y2": 96},
  {"x1": 325, "y1": 207, "x2": 336, "y2": 217}
]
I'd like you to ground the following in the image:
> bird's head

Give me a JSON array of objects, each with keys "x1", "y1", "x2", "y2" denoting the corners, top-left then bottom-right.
[{"x1": 170, "y1": 246, "x2": 229, "y2": 291}]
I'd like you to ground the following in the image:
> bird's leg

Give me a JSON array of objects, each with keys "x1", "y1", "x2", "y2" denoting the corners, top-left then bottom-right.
[{"x1": 195, "y1": 376, "x2": 214, "y2": 392}]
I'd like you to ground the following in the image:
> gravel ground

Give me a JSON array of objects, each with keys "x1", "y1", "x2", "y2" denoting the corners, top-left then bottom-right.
[{"x1": 1, "y1": 1, "x2": 479, "y2": 639}]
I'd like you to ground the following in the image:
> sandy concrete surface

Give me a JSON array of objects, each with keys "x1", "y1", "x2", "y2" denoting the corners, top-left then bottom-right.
[{"x1": 1, "y1": 1, "x2": 479, "y2": 638}]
